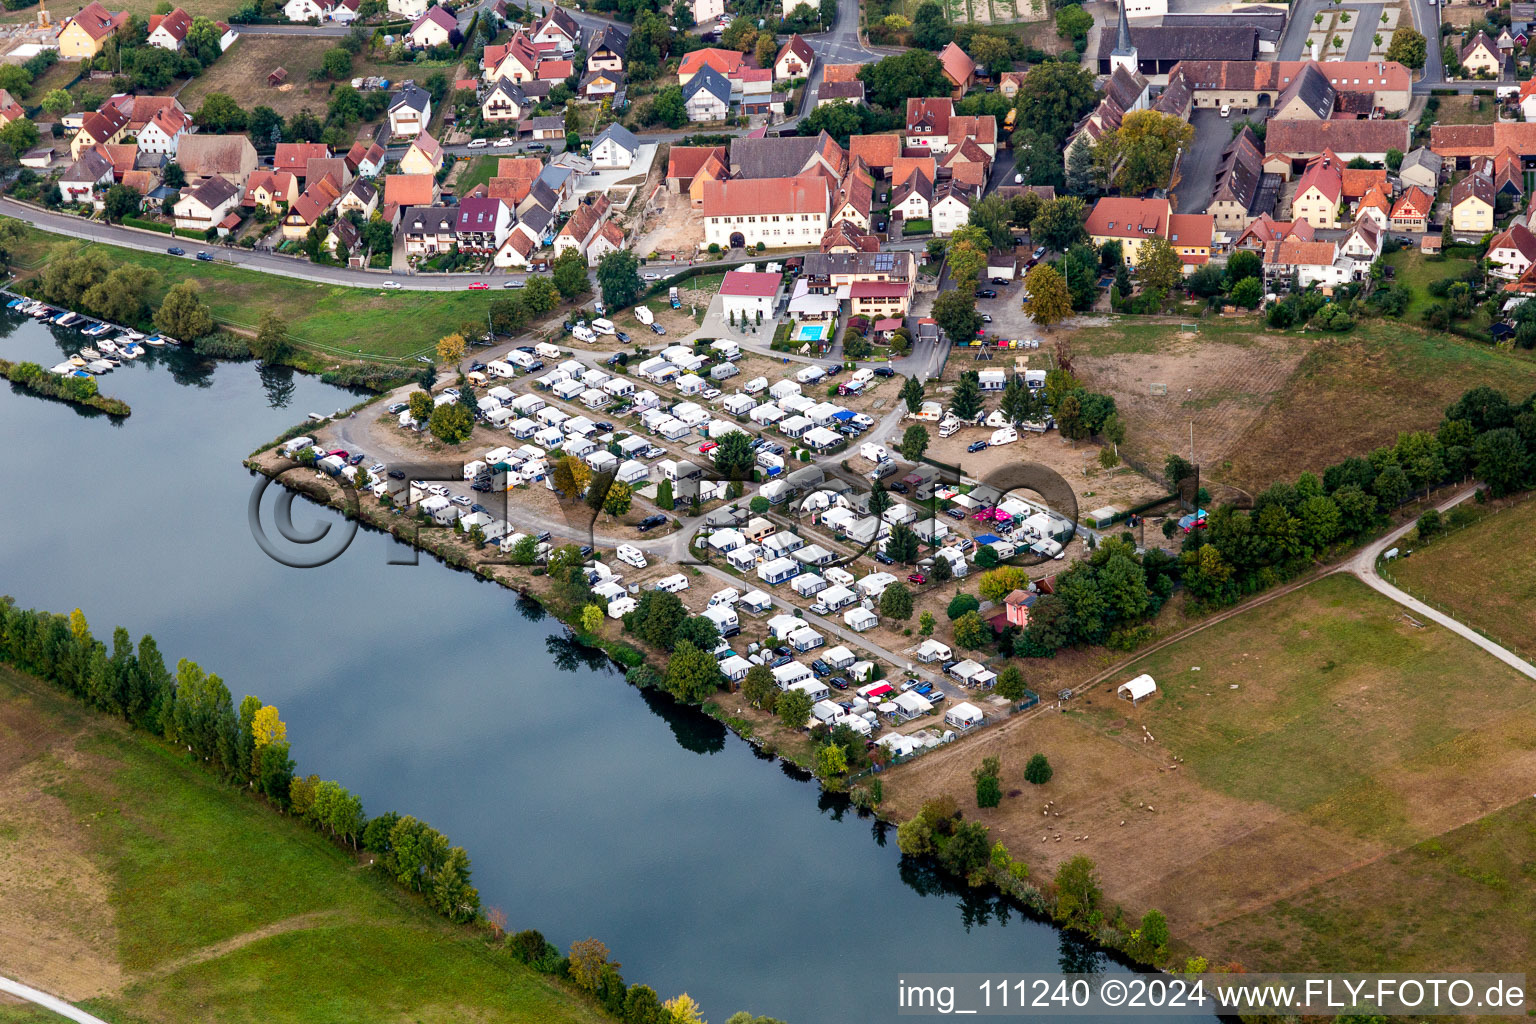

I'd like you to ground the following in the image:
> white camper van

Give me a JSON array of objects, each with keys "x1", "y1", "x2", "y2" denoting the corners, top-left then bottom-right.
[
  {"x1": 591, "y1": 318, "x2": 616, "y2": 336},
  {"x1": 616, "y1": 543, "x2": 647, "y2": 568},
  {"x1": 571, "y1": 326, "x2": 597, "y2": 344},
  {"x1": 990, "y1": 426, "x2": 1019, "y2": 446}
]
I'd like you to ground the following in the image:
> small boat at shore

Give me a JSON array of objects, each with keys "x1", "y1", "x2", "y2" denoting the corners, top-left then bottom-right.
[
  {"x1": 85, "y1": 360, "x2": 113, "y2": 374},
  {"x1": 79, "y1": 346, "x2": 100, "y2": 360},
  {"x1": 142, "y1": 334, "x2": 166, "y2": 347},
  {"x1": 53, "y1": 311, "x2": 79, "y2": 326},
  {"x1": 119, "y1": 342, "x2": 143, "y2": 359},
  {"x1": 29, "y1": 305, "x2": 53, "y2": 319},
  {"x1": 82, "y1": 322, "x2": 112, "y2": 337},
  {"x1": 98, "y1": 339, "x2": 119, "y2": 355},
  {"x1": 121, "y1": 330, "x2": 144, "y2": 341},
  {"x1": 6, "y1": 297, "x2": 24, "y2": 309}
]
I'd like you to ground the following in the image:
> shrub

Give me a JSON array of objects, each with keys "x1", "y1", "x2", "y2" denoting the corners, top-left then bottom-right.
[{"x1": 1024, "y1": 753, "x2": 1053, "y2": 784}]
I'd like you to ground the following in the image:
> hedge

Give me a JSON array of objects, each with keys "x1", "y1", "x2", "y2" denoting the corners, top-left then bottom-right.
[{"x1": 122, "y1": 216, "x2": 176, "y2": 235}]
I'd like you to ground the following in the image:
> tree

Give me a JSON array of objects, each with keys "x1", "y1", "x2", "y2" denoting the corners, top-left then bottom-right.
[
  {"x1": 101, "y1": 183, "x2": 139, "y2": 223},
  {"x1": 195, "y1": 92, "x2": 247, "y2": 132},
  {"x1": 884, "y1": 525, "x2": 920, "y2": 567},
  {"x1": 652, "y1": 85, "x2": 686, "y2": 128},
  {"x1": 1230, "y1": 276, "x2": 1263, "y2": 309},
  {"x1": 754, "y1": 30, "x2": 777, "y2": 69},
  {"x1": 251, "y1": 312, "x2": 292, "y2": 363},
  {"x1": 858, "y1": 48, "x2": 950, "y2": 108},
  {"x1": 1093, "y1": 109, "x2": 1194, "y2": 196},
  {"x1": 950, "y1": 374, "x2": 983, "y2": 420},
  {"x1": 996, "y1": 664, "x2": 1027, "y2": 701},
  {"x1": 777, "y1": 687, "x2": 814, "y2": 728},
  {"x1": 41, "y1": 89, "x2": 72, "y2": 117},
  {"x1": 1138, "y1": 908, "x2": 1170, "y2": 956},
  {"x1": 1029, "y1": 197, "x2": 1087, "y2": 252},
  {"x1": 1135, "y1": 237, "x2": 1182, "y2": 294},
  {"x1": 1024, "y1": 752, "x2": 1053, "y2": 783},
  {"x1": 523, "y1": 275, "x2": 558, "y2": 314},
  {"x1": 602, "y1": 480, "x2": 632, "y2": 517},
  {"x1": 664, "y1": 639, "x2": 723, "y2": 703},
  {"x1": 932, "y1": 289, "x2": 981, "y2": 344},
  {"x1": 919, "y1": 610, "x2": 936, "y2": 636},
  {"x1": 976, "y1": 772, "x2": 1002, "y2": 808},
  {"x1": 910, "y1": 0, "x2": 950, "y2": 47},
  {"x1": 0, "y1": 116, "x2": 37, "y2": 157},
  {"x1": 185, "y1": 15, "x2": 223, "y2": 64},
  {"x1": 899, "y1": 424, "x2": 930, "y2": 461},
  {"x1": 323, "y1": 47, "x2": 352, "y2": 80},
  {"x1": 551, "y1": 247, "x2": 590, "y2": 299},
  {"x1": 742, "y1": 664, "x2": 777, "y2": 709},
  {"x1": 749, "y1": 495, "x2": 770, "y2": 515},
  {"x1": 1023, "y1": 264, "x2": 1072, "y2": 328},
  {"x1": 250, "y1": 703, "x2": 286, "y2": 752},
  {"x1": 552, "y1": 455, "x2": 593, "y2": 498},
  {"x1": 946, "y1": 237, "x2": 988, "y2": 285},
  {"x1": 596, "y1": 248, "x2": 641, "y2": 309},
  {"x1": 435, "y1": 331, "x2": 466, "y2": 366},
  {"x1": 568, "y1": 938, "x2": 615, "y2": 993},
  {"x1": 969, "y1": 33, "x2": 1012, "y2": 77},
  {"x1": 867, "y1": 479, "x2": 893, "y2": 520},
  {"x1": 1226, "y1": 248, "x2": 1262, "y2": 286},
  {"x1": 967, "y1": 195, "x2": 1014, "y2": 251},
  {"x1": 1387, "y1": 26, "x2": 1427, "y2": 68},
  {"x1": 952, "y1": 610, "x2": 991, "y2": 648},
  {"x1": 154, "y1": 281, "x2": 215, "y2": 341},
  {"x1": 1053, "y1": 855, "x2": 1100, "y2": 926},
  {"x1": 407, "y1": 390, "x2": 434, "y2": 425},
  {"x1": 1014, "y1": 62, "x2": 1097, "y2": 144},
  {"x1": 1010, "y1": 129, "x2": 1066, "y2": 189},
  {"x1": 428, "y1": 401, "x2": 474, "y2": 444},
  {"x1": 978, "y1": 566, "x2": 1027, "y2": 603},
  {"x1": 880, "y1": 581, "x2": 914, "y2": 619},
  {"x1": 713, "y1": 430, "x2": 755, "y2": 480},
  {"x1": 655, "y1": 478, "x2": 674, "y2": 511},
  {"x1": 947, "y1": 593, "x2": 980, "y2": 620},
  {"x1": 257, "y1": 741, "x2": 295, "y2": 806},
  {"x1": 899, "y1": 375, "x2": 924, "y2": 413},
  {"x1": 816, "y1": 742, "x2": 848, "y2": 779}
]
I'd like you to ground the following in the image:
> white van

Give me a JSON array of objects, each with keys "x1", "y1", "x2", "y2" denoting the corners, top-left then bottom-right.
[
  {"x1": 616, "y1": 543, "x2": 647, "y2": 569},
  {"x1": 572, "y1": 326, "x2": 597, "y2": 344},
  {"x1": 591, "y1": 318, "x2": 616, "y2": 336},
  {"x1": 990, "y1": 426, "x2": 1019, "y2": 446},
  {"x1": 654, "y1": 573, "x2": 689, "y2": 593}
]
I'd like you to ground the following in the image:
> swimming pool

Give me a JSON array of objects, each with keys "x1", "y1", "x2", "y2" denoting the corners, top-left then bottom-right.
[{"x1": 794, "y1": 324, "x2": 826, "y2": 341}]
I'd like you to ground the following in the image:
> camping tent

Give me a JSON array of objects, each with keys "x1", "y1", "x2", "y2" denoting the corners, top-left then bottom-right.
[
  {"x1": 1117, "y1": 673, "x2": 1157, "y2": 704},
  {"x1": 944, "y1": 701, "x2": 984, "y2": 730}
]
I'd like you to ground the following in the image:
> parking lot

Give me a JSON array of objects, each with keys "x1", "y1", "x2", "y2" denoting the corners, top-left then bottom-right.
[{"x1": 1171, "y1": 107, "x2": 1245, "y2": 217}]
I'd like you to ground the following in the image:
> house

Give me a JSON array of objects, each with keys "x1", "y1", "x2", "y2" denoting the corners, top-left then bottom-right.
[
  {"x1": 667, "y1": 145, "x2": 728, "y2": 197},
  {"x1": 388, "y1": 0, "x2": 429, "y2": 17},
  {"x1": 387, "y1": 84, "x2": 432, "y2": 138},
  {"x1": 1389, "y1": 186, "x2": 1433, "y2": 233},
  {"x1": 325, "y1": 216, "x2": 361, "y2": 259},
  {"x1": 173, "y1": 174, "x2": 241, "y2": 231},
  {"x1": 0, "y1": 89, "x2": 22, "y2": 127},
  {"x1": 905, "y1": 97, "x2": 951, "y2": 151},
  {"x1": 345, "y1": 140, "x2": 386, "y2": 179},
  {"x1": 937, "y1": 41, "x2": 975, "y2": 97},
  {"x1": 930, "y1": 181, "x2": 975, "y2": 237},
  {"x1": 281, "y1": 173, "x2": 341, "y2": 239},
  {"x1": 719, "y1": 269, "x2": 778, "y2": 322},
  {"x1": 553, "y1": 194, "x2": 612, "y2": 261},
  {"x1": 71, "y1": 107, "x2": 128, "y2": 160},
  {"x1": 692, "y1": 0, "x2": 723, "y2": 24},
  {"x1": 399, "y1": 133, "x2": 444, "y2": 176},
  {"x1": 1291, "y1": 149, "x2": 1344, "y2": 229},
  {"x1": 1263, "y1": 237, "x2": 1345, "y2": 288},
  {"x1": 1488, "y1": 223, "x2": 1536, "y2": 279},
  {"x1": 58, "y1": 2, "x2": 128, "y2": 58},
  {"x1": 1398, "y1": 147, "x2": 1442, "y2": 193},
  {"x1": 590, "y1": 123, "x2": 639, "y2": 170},
  {"x1": 284, "y1": 0, "x2": 334, "y2": 20},
  {"x1": 848, "y1": 134, "x2": 900, "y2": 178},
  {"x1": 176, "y1": 134, "x2": 257, "y2": 184},
  {"x1": 587, "y1": 221, "x2": 625, "y2": 265},
  {"x1": 1264, "y1": 119, "x2": 1410, "y2": 175},
  {"x1": 678, "y1": 47, "x2": 746, "y2": 85},
  {"x1": 538, "y1": 58, "x2": 573, "y2": 82},
  {"x1": 484, "y1": 34, "x2": 541, "y2": 82},
  {"x1": 1459, "y1": 30, "x2": 1501, "y2": 77},
  {"x1": 703, "y1": 175, "x2": 831, "y2": 249},
  {"x1": 146, "y1": 7, "x2": 191, "y2": 49},
  {"x1": 1521, "y1": 78, "x2": 1536, "y2": 121},
  {"x1": 401, "y1": 206, "x2": 457, "y2": 254},
  {"x1": 773, "y1": 34, "x2": 814, "y2": 82},
  {"x1": 1450, "y1": 172, "x2": 1495, "y2": 235},
  {"x1": 891, "y1": 169, "x2": 933, "y2": 222},
  {"x1": 579, "y1": 68, "x2": 626, "y2": 103},
  {"x1": 848, "y1": 280, "x2": 910, "y2": 319},
  {"x1": 60, "y1": 149, "x2": 114, "y2": 205},
  {"x1": 456, "y1": 196, "x2": 511, "y2": 253},
  {"x1": 1354, "y1": 184, "x2": 1393, "y2": 231},
  {"x1": 336, "y1": 176, "x2": 378, "y2": 218},
  {"x1": 1338, "y1": 219, "x2": 1382, "y2": 276},
  {"x1": 243, "y1": 169, "x2": 299, "y2": 212},
  {"x1": 383, "y1": 172, "x2": 437, "y2": 209},
  {"x1": 1206, "y1": 126, "x2": 1267, "y2": 231},
  {"x1": 409, "y1": 6, "x2": 458, "y2": 49},
  {"x1": 274, "y1": 142, "x2": 329, "y2": 180},
  {"x1": 587, "y1": 24, "x2": 629, "y2": 72},
  {"x1": 684, "y1": 65, "x2": 732, "y2": 122},
  {"x1": 1086, "y1": 195, "x2": 1167, "y2": 268},
  {"x1": 481, "y1": 78, "x2": 530, "y2": 123},
  {"x1": 131, "y1": 105, "x2": 189, "y2": 158},
  {"x1": 520, "y1": 115, "x2": 566, "y2": 141},
  {"x1": 531, "y1": 7, "x2": 580, "y2": 49}
]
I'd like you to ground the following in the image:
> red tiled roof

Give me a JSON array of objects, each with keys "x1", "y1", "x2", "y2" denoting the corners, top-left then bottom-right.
[
  {"x1": 1085, "y1": 196, "x2": 1170, "y2": 239},
  {"x1": 1390, "y1": 185, "x2": 1432, "y2": 220},
  {"x1": 679, "y1": 47, "x2": 745, "y2": 78},
  {"x1": 822, "y1": 64, "x2": 862, "y2": 83},
  {"x1": 384, "y1": 173, "x2": 435, "y2": 206},
  {"x1": 1265, "y1": 118, "x2": 1409, "y2": 157},
  {"x1": 148, "y1": 7, "x2": 191, "y2": 41},
  {"x1": 702, "y1": 175, "x2": 830, "y2": 218},
  {"x1": 721, "y1": 270, "x2": 780, "y2": 297},
  {"x1": 539, "y1": 59, "x2": 572, "y2": 80},
  {"x1": 849, "y1": 281, "x2": 910, "y2": 298},
  {"x1": 67, "y1": 2, "x2": 128, "y2": 41},
  {"x1": 274, "y1": 142, "x2": 330, "y2": 174},
  {"x1": 1168, "y1": 213, "x2": 1213, "y2": 249},
  {"x1": 667, "y1": 145, "x2": 727, "y2": 182},
  {"x1": 938, "y1": 41, "x2": 975, "y2": 86},
  {"x1": 848, "y1": 134, "x2": 900, "y2": 172}
]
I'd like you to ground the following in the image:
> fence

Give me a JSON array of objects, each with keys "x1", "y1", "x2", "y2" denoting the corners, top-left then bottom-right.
[{"x1": 1374, "y1": 500, "x2": 1527, "y2": 661}]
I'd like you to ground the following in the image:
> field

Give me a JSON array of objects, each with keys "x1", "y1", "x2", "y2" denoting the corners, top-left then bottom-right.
[
  {"x1": 0, "y1": 0, "x2": 234, "y2": 23},
  {"x1": 10, "y1": 227, "x2": 506, "y2": 361},
  {"x1": 1068, "y1": 316, "x2": 1536, "y2": 496},
  {"x1": 879, "y1": 574, "x2": 1536, "y2": 970},
  {"x1": 179, "y1": 36, "x2": 405, "y2": 121},
  {"x1": 1433, "y1": 93, "x2": 1499, "y2": 125},
  {"x1": 0, "y1": 663, "x2": 610, "y2": 1024},
  {"x1": 453, "y1": 154, "x2": 499, "y2": 194},
  {"x1": 1385, "y1": 495, "x2": 1536, "y2": 655},
  {"x1": 1381, "y1": 249, "x2": 1478, "y2": 321}
]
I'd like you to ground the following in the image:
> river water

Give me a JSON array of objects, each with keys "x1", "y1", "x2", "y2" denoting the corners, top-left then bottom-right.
[{"x1": 0, "y1": 313, "x2": 1202, "y2": 1023}]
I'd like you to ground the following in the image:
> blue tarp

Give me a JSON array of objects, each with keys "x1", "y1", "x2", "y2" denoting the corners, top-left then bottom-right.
[
  {"x1": 832, "y1": 410, "x2": 855, "y2": 421},
  {"x1": 975, "y1": 533, "x2": 1001, "y2": 545}
]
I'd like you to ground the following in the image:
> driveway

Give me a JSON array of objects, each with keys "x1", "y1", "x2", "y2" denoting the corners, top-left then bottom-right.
[{"x1": 1172, "y1": 108, "x2": 1234, "y2": 216}]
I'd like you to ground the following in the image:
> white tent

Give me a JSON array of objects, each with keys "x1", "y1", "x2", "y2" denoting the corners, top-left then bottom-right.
[
  {"x1": 823, "y1": 645, "x2": 855, "y2": 670},
  {"x1": 739, "y1": 588, "x2": 773, "y2": 612},
  {"x1": 843, "y1": 607, "x2": 877, "y2": 632},
  {"x1": 720, "y1": 654, "x2": 753, "y2": 681},
  {"x1": 944, "y1": 701, "x2": 985, "y2": 730},
  {"x1": 1118, "y1": 673, "x2": 1157, "y2": 704}
]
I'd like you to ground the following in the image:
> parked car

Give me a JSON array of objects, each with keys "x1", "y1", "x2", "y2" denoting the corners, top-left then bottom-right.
[
  {"x1": 873, "y1": 367, "x2": 895, "y2": 377},
  {"x1": 824, "y1": 364, "x2": 841, "y2": 376},
  {"x1": 981, "y1": 314, "x2": 993, "y2": 323},
  {"x1": 426, "y1": 484, "x2": 450, "y2": 497},
  {"x1": 347, "y1": 453, "x2": 366, "y2": 465},
  {"x1": 907, "y1": 572, "x2": 926, "y2": 584},
  {"x1": 1032, "y1": 246, "x2": 1047, "y2": 261},
  {"x1": 769, "y1": 654, "x2": 793, "y2": 668},
  {"x1": 974, "y1": 288, "x2": 997, "y2": 299},
  {"x1": 443, "y1": 387, "x2": 460, "y2": 399},
  {"x1": 616, "y1": 330, "x2": 630, "y2": 343},
  {"x1": 451, "y1": 495, "x2": 471, "y2": 507},
  {"x1": 471, "y1": 503, "x2": 488, "y2": 514},
  {"x1": 637, "y1": 514, "x2": 668, "y2": 532},
  {"x1": 874, "y1": 551, "x2": 895, "y2": 565},
  {"x1": 829, "y1": 676, "x2": 850, "y2": 690},
  {"x1": 967, "y1": 440, "x2": 989, "y2": 453},
  {"x1": 388, "y1": 469, "x2": 406, "y2": 479},
  {"x1": 946, "y1": 507, "x2": 966, "y2": 519},
  {"x1": 467, "y1": 281, "x2": 489, "y2": 290},
  {"x1": 990, "y1": 277, "x2": 1009, "y2": 285},
  {"x1": 642, "y1": 445, "x2": 666, "y2": 458},
  {"x1": 493, "y1": 136, "x2": 516, "y2": 148},
  {"x1": 811, "y1": 659, "x2": 830, "y2": 677},
  {"x1": 888, "y1": 481, "x2": 909, "y2": 494},
  {"x1": 387, "y1": 402, "x2": 407, "y2": 414},
  {"x1": 195, "y1": 251, "x2": 213, "y2": 261},
  {"x1": 699, "y1": 441, "x2": 718, "y2": 454},
  {"x1": 650, "y1": 323, "x2": 667, "y2": 335},
  {"x1": 382, "y1": 280, "x2": 402, "y2": 289},
  {"x1": 166, "y1": 246, "x2": 185, "y2": 256}
]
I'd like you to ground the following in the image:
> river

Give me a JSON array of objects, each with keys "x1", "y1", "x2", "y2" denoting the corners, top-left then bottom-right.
[{"x1": 0, "y1": 313, "x2": 1202, "y2": 1023}]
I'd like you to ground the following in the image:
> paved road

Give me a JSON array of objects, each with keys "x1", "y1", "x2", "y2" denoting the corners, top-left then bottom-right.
[
  {"x1": 1341, "y1": 485, "x2": 1536, "y2": 682},
  {"x1": 1409, "y1": 0, "x2": 1444, "y2": 87},
  {"x1": 1172, "y1": 108, "x2": 1230, "y2": 216},
  {"x1": 0, "y1": 975, "x2": 112, "y2": 1024}
]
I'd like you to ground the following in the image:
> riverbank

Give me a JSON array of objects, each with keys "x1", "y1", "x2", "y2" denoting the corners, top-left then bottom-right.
[
  {"x1": 0, "y1": 660, "x2": 613, "y2": 1024},
  {"x1": 0, "y1": 358, "x2": 130, "y2": 416}
]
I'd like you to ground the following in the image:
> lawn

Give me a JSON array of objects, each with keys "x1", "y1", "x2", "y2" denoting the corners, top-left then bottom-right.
[
  {"x1": 0, "y1": 664, "x2": 611, "y2": 1024},
  {"x1": 178, "y1": 36, "x2": 406, "y2": 121},
  {"x1": 10, "y1": 226, "x2": 501, "y2": 361},
  {"x1": 1382, "y1": 248, "x2": 1477, "y2": 321},
  {"x1": 454, "y1": 154, "x2": 499, "y2": 194},
  {"x1": 0, "y1": 0, "x2": 236, "y2": 23},
  {"x1": 1432, "y1": 93, "x2": 1498, "y2": 125},
  {"x1": 1385, "y1": 494, "x2": 1536, "y2": 655},
  {"x1": 1069, "y1": 315, "x2": 1536, "y2": 496},
  {"x1": 880, "y1": 574, "x2": 1536, "y2": 972}
]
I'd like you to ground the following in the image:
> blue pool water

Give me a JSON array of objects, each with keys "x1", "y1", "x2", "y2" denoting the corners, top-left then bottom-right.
[{"x1": 796, "y1": 325, "x2": 825, "y2": 340}]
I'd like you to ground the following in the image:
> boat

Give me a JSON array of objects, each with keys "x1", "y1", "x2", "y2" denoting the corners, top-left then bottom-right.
[
  {"x1": 158, "y1": 336, "x2": 180, "y2": 347},
  {"x1": 86, "y1": 360, "x2": 113, "y2": 374},
  {"x1": 83, "y1": 322, "x2": 112, "y2": 337},
  {"x1": 7, "y1": 297, "x2": 24, "y2": 309},
  {"x1": 98, "y1": 338, "x2": 119, "y2": 354},
  {"x1": 67, "y1": 355, "x2": 86, "y2": 367},
  {"x1": 70, "y1": 369, "x2": 92, "y2": 379},
  {"x1": 48, "y1": 360, "x2": 75, "y2": 374},
  {"x1": 30, "y1": 305, "x2": 53, "y2": 319},
  {"x1": 52, "y1": 311, "x2": 77, "y2": 325},
  {"x1": 122, "y1": 330, "x2": 144, "y2": 341},
  {"x1": 142, "y1": 334, "x2": 166, "y2": 347},
  {"x1": 79, "y1": 346, "x2": 100, "y2": 360},
  {"x1": 119, "y1": 343, "x2": 142, "y2": 359}
]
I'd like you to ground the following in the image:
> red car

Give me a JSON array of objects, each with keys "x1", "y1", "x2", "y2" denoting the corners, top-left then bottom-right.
[
  {"x1": 325, "y1": 449, "x2": 349, "y2": 460},
  {"x1": 467, "y1": 281, "x2": 489, "y2": 290},
  {"x1": 906, "y1": 572, "x2": 927, "y2": 584},
  {"x1": 698, "y1": 441, "x2": 718, "y2": 453}
]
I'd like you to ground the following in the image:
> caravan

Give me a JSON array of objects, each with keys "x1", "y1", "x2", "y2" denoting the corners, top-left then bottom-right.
[
  {"x1": 616, "y1": 544, "x2": 647, "y2": 569},
  {"x1": 990, "y1": 426, "x2": 1018, "y2": 446}
]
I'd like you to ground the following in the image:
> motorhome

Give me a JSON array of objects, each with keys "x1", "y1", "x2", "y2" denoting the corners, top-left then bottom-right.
[
  {"x1": 654, "y1": 573, "x2": 690, "y2": 592},
  {"x1": 571, "y1": 326, "x2": 597, "y2": 344},
  {"x1": 938, "y1": 415, "x2": 961, "y2": 438},
  {"x1": 616, "y1": 543, "x2": 647, "y2": 568}
]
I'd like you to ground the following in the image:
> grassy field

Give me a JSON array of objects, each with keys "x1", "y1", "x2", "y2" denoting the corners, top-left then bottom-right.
[
  {"x1": 1385, "y1": 495, "x2": 1536, "y2": 654},
  {"x1": 9, "y1": 226, "x2": 501, "y2": 361},
  {"x1": 880, "y1": 574, "x2": 1536, "y2": 970},
  {"x1": 179, "y1": 36, "x2": 405, "y2": 121},
  {"x1": 454, "y1": 154, "x2": 499, "y2": 194},
  {"x1": 1070, "y1": 316, "x2": 1536, "y2": 496},
  {"x1": 0, "y1": 0, "x2": 236, "y2": 23},
  {"x1": 1433, "y1": 93, "x2": 1498, "y2": 125},
  {"x1": 0, "y1": 663, "x2": 611, "y2": 1024},
  {"x1": 1382, "y1": 249, "x2": 1477, "y2": 321}
]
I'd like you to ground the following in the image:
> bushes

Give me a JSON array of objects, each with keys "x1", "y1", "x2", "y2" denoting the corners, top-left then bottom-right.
[{"x1": 0, "y1": 358, "x2": 131, "y2": 416}]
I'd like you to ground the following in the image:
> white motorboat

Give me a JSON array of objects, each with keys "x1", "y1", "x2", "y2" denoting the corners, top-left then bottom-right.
[
  {"x1": 119, "y1": 343, "x2": 142, "y2": 359},
  {"x1": 79, "y1": 346, "x2": 100, "y2": 360},
  {"x1": 98, "y1": 338, "x2": 119, "y2": 354},
  {"x1": 86, "y1": 360, "x2": 113, "y2": 373},
  {"x1": 122, "y1": 330, "x2": 144, "y2": 341},
  {"x1": 142, "y1": 334, "x2": 166, "y2": 347}
]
